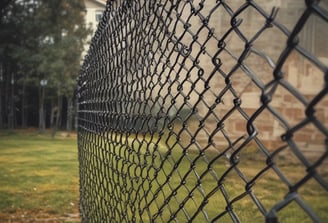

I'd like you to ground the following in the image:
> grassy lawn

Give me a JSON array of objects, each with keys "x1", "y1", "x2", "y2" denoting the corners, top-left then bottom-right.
[
  {"x1": 0, "y1": 130, "x2": 80, "y2": 222},
  {"x1": 0, "y1": 130, "x2": 327, "y2": 222},
  {"x1": 79, "y1": 132, "x2": 328, "y2": 222}
]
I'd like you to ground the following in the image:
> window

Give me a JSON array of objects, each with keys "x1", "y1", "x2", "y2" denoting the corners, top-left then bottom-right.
[{"x1": 96, "y1": 10, "x2": 104, "y2": 22}]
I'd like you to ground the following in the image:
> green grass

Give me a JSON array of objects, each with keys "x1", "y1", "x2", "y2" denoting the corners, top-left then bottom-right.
[
  {"x1": 0, "y1": 130, "x2": 79, "y2": 222},
  {"x1": 79, "y1": 131, "x2": 328, "y2": 223},
  {"x1": 1, "y1": 130, "x2": 327, "y2": 222}
]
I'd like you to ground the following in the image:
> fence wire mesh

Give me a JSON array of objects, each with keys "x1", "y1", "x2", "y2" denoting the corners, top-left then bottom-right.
[{"x1": 77, "y1": 0, "x2": 328, "y2": 222}]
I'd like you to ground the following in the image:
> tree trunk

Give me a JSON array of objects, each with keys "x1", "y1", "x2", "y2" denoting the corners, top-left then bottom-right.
[
  {"x1": 3, "y1": 70, "x2": 9, "y2": 129},
  {"x1": 0, "y1": 80, "x2": 3, "y2": 129},
  {"x1": 57, "y1": 95, "x2": 63, "y2": 130},
  {"x1": 21, "y1": 79, "x2": 27, "y2": 128},
  {"x1": 51, "y1": 95, "x2": 63, "y2": 138},
  {"x1": 74, "y1": 98, "x2": 78, "y2": 131},
  {"x1": 8, "y1": 73, "x2": 15, "y2": 129},
  {"x1": 0, "y1": 63, "x2": 3, "y2": 129},
  {"x1": 51, "y1": 105, "x2": 58, "y2": 138},
  {"x1": 66, "y1": 97, "x2": 73, "y2": 136},
  {"x1": 38, "y1": 85, "x2": 46, "y2": 133}
]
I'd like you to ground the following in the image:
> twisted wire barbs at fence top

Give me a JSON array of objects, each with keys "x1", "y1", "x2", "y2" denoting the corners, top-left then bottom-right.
[{"x1": 78, "y1": 0, "x2": 328, "y2": 222}]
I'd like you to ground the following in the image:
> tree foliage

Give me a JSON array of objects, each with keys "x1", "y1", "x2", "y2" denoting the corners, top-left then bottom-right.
[{"x1": 0, "y1": 0, "x2": 90, "y2": 129}]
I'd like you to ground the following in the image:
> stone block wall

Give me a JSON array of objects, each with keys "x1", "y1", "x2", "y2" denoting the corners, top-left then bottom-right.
[{"x1": 149, "y1": 0, "x2": 327, "y2": 152}]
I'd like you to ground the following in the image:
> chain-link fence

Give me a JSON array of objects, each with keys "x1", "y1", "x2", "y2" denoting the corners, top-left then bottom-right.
[{"x1": 77, "y1": 0, "x2": 328, "y2": 222}]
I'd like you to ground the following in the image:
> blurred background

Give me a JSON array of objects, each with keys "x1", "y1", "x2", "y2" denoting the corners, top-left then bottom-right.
[
  {"x1": 0, "y1": 0, "x2": 106, "y2": 136},
  {"x1": 0, "y1": 1, "x2": 106, "y2": 222}
]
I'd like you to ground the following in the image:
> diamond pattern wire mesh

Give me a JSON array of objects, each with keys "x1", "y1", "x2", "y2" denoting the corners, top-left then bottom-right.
[{"x1": 77, "y1": 0, "x2": 328, "y2": 222}]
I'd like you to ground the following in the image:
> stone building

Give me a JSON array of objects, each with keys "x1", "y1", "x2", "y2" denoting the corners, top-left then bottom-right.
[
  {"x1": 87, "y1": 0, "x2": 327, "y2": 152},
  {"x1": 83, "y1": 0, "x2": 106, "y2": 56},
  {"x1": 84, "y1": 0, "x2": 106, "y2": 32},
  {"x1": 143, "y1": 0, "x2": 328, "y2": 151}
]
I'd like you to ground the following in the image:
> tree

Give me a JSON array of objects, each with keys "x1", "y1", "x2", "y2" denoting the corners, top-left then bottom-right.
[
  {"x1": 0, "y1": 0, "x2": 90, "y2": 132},
  {"x1": 0, "y1": 0, "x2": 26, "y2": 129},
  {"x1": 37, "y1": 0, "x2": 90, "y2": 136}
]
